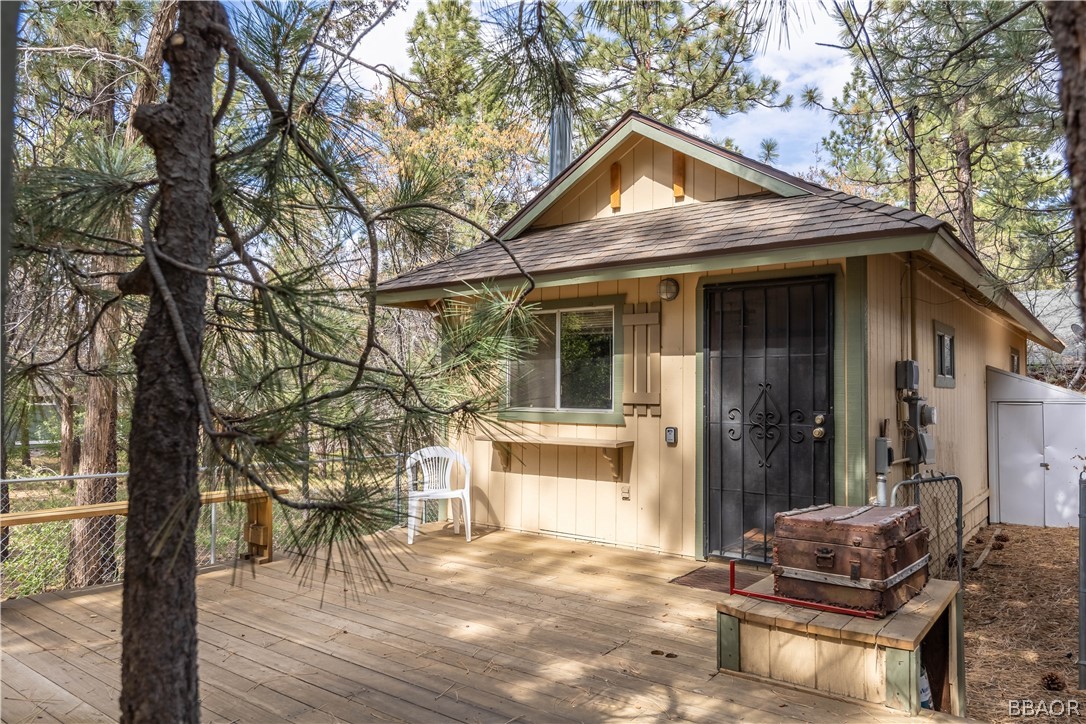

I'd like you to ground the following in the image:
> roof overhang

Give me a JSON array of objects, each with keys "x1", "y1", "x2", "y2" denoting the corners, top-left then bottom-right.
[
  {"x1": 377, "y1": 232, "x2": 935, "y2": 306},
  {"x1": 377, "y1": 229, "x2": 1065, "y2": 353},
  {"x1": 925, "y1": 229, "x2": 1064, "y2": 352},
  {"x1": 497, "y1": 113, "x2": 812, "y2": 241}
]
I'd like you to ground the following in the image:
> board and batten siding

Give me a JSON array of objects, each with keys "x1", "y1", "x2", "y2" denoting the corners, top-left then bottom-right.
[
  {"x1": 866, "y1": 253, "x2": 1027, "y2": 537},
  {"x1": 456, "y1": 259, "x2": 851, "y2": 558},
  {"x1": 530, "y1": 136, "x2": 765, "y2": 230}
]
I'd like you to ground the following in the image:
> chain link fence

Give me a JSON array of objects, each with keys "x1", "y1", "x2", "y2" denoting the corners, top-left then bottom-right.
[
  {"x1": 891, "y1": 474, "x2": 964, "y2": 585},
  {"x1": 1, "y1": 454, "x2": 407, "y2": 599}
]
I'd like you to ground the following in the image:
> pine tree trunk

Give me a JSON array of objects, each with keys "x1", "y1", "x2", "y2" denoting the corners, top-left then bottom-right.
[
  {"x1": 71, "y1": 0, "x2": 121, "y2": 589},
  {"x1": 1049, "y1": 1, "x2": 1086, "y2": 326},
  {"x1": 69, "y1": 0, "x2": 179, "y2": 591},
  {"x1": 59, "y1": 383, "x2": 74, "y2": 482},
  {"x1": 952, "y1": 99, "x2": 976, "y2": 250},
  {"x1": 120, "y1": 3, "x2": 224, "y2": 721}
]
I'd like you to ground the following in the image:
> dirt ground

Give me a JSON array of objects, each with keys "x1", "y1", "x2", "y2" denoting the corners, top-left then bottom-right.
[{"x1": 962, "y1": 524, "x2": 1080, "y2": 722}]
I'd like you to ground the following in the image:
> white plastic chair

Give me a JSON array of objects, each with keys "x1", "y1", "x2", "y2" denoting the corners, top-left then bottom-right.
[{"x1": 405, "y1": 446, "x2": 472, "y2": 544}]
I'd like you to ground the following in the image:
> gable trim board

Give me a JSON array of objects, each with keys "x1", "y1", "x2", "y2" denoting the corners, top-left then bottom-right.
[{"x1": 498, "y1": 112, "x2": 812, "y2": 240}]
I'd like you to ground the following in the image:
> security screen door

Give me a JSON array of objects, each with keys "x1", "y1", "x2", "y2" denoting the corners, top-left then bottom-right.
[{"x1": 704, "y1": 277, "x2": 835, "y2": 561}]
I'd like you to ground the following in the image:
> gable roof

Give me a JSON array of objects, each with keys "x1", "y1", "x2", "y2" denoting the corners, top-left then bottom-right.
[
  {"x1": 380, "y1": 190, "x2": 941, "y2": 294},
  {"x1": 377, "y1": 113, "x2": 1062, "y2": 351},
  {"x1": 498, "y1": 110, "x2": 822, "y2": 239}
]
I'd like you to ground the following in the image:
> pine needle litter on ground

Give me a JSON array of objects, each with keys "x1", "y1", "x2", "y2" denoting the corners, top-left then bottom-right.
[{"x1": 962, "y1": 524, "x2": 1079, "y2": 722}]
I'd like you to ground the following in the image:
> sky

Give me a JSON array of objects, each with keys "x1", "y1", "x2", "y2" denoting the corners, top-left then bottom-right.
[{"x1": 356, "y1": 2, "x2": 856, "y2": 175}]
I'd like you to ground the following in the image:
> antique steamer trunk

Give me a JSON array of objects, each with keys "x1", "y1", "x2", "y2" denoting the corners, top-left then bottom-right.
[{"x1": 771, "y1": 504, "x2": 930, "y2": 617}]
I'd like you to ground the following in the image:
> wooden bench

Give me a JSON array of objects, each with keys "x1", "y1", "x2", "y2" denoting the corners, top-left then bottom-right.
[
  {"x1": 0, "y1": 486, "x2": 289, "y2": 564},
  {"x1": 476, "y1": 433, "x2": 634, "y2": 481},
  {"x1": 717, "y1": 576, "x2": 965, "y2": 716}
]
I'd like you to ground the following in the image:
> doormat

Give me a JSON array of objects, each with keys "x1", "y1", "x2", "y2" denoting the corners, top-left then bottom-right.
[{"x1": 670, "y1": 563, "x2": 768, "y2": 594}]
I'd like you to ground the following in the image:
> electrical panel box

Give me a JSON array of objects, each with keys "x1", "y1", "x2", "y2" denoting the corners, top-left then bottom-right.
[
  {"x1": 665, "y1": 427, "x2": 678, "y2": 445},
  {"x1": 895, "y1": 360, "x2": 919, "y2": 391}
]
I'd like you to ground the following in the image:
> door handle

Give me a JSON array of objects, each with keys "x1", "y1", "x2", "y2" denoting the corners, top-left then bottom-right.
[{"x1": 1040, "y1": 462, "x2": 1051, "y2": 470}]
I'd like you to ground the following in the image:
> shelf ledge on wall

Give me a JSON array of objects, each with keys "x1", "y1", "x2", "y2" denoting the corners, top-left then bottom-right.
[{"x1": 476, "y1": 434, "x2": 634, "y2": 481}]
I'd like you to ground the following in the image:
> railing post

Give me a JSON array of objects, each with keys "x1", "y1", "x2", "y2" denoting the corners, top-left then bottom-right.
[
  {"x1": 244, "y1": 491, "x2": 274, "y2": 564},
  {"x1": 209, "y1": 502, "x2": 218, "y2": 565}
]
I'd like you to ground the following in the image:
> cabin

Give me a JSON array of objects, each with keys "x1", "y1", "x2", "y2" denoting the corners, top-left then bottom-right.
[{"x1": 377, "y1": 111, "x2": 1063, "y2": 561}]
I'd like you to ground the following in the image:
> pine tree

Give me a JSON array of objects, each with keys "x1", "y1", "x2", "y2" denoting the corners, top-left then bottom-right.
[
  {"x1": 11, "y1": 2, "x2": 539, "y2": 718},
  {"x1": 481, "y1": 0, "x2": 787, "y2": 154},
  {"x1": 576, "y1": 0, "x2": 789, "y2": 133},
  {"x1": 1048, "y1": 1, "x2": 1086, "y2": 322},
  {"x1": 815, "y1": 0, "x2": 1071, "y2": 288}
]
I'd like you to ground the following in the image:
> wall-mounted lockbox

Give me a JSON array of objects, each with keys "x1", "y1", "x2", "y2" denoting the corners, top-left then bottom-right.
[
  {"x1": 665, "y1": 427, "x2": 678, "y2": 445},
  {"x1": 896, "y1": 360, "x2": 920, "y2": 391}
]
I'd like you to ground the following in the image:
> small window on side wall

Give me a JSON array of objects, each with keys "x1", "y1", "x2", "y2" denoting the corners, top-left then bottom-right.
[
  {"x1": 934, "y1": 321, "x2": 956, "y2": 388},
  {"x1": 1010, "y1": 347, "x2": 1021, "y2": 375}
]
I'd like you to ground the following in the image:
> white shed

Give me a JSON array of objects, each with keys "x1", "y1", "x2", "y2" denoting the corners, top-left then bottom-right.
[{"x1": 987, "y1": 366, "x2": 1086, "y2": 527}]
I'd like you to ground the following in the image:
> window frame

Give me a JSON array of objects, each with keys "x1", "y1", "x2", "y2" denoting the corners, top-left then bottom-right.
[
  {"x1": 1010, "y1": 347, "x2": 1021, "y2": 375},
  {"x1": 933, "y1": 320, "x2": 956, "y2": 389},
  {"x1": 501, "y1": 295, "x2": 625, "y2": 425}
]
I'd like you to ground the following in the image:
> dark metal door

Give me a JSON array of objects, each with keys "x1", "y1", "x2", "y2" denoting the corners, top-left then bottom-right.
[{"x1": 704, "y1": 277, "x2": 834, "y2": 561}]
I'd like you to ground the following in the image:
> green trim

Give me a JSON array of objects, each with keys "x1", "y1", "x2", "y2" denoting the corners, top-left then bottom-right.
[
  {"x1": 844, "y1": 257, "x2": 868, "y2": 506},
  {"x1": 695, "y1": 295, "x2": 705, "y2": 559},
  {"x1": 536, "y1": 294, "x2": 625, "y2": 310},
  {"x1": 498, "y1": 410, "x2": 626, "y2": 425},
  {"x1": 501, "y1": 131, "x2": 633, "y2": 240},
  {"x1": 885, "y1": 647, "x2": 921, "y2": 715},
  {"x1": 375, "y1": 234, "x2": 937, "y2": 307},
  {"x1": 717, "y1": 613, "x2": 741, "y2": 672},
  {"x1": 632, "y1": 121, "x2": 808, "y2": 198},
  {"x1": 499, "y1": 295, "x2": 626, "y2": 426},
  {"x1": 501, "y1": 117, "x2": 810, "y2": 239},
  {"x1": 694, "y1": 265, "x2": 846, "y2": 560},
  {"x1": 933, "y1": 320, "x2": 956, "y2": 389},
  {"x1": 952, "y1": 590, "x2": 967, "y2": 717}
]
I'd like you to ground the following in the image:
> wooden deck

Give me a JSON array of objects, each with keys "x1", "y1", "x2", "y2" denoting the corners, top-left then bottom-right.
[{"x1": 2, "y1": 525, "x2": 956, "y2": 723}]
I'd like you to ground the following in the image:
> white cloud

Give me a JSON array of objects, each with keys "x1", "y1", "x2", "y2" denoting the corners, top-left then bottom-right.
[
  {"x1": 711, "y1": 9, "x2": 855, "y2": 173},
  {"x1": 343, "y1": 0, "x2": 425, "y2": 87},
  {"x1": 350, "y1": 2, "x2": 854, "y2": 174}
]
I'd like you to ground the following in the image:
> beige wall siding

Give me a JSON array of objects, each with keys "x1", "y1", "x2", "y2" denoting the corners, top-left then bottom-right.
[
  {"x1": 531, "y1": 137, "x2": 764, "y2": 229},
  {"x1": 456, "y1": 260, "x2": 848, "y2": 558},
  {"x1": 866, "y1": 254, "x2": 1027, "y2": 536}
]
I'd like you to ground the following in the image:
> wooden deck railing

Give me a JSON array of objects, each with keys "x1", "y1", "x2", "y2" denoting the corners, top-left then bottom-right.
[{"x1": 0, "y1": 486, "x2": 288, "y2": 564}]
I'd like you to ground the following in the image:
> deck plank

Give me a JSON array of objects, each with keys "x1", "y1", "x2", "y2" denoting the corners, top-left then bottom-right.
[{"x1": 1, "y1": 525, "x2": 959, "y2": 723}]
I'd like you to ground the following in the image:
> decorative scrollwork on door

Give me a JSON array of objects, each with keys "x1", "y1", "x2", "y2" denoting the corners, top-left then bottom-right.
[
  {"x1": 789, "y1": 410, "x2": 806, "y2": 443},
  {"x1": 726, "y1": 382, "x2": 801, "y2": 468}
]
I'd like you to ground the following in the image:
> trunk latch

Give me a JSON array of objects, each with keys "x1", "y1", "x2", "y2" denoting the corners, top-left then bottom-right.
[{"x1": 815, "y1": 547, "x2": 835, "y2": 568}]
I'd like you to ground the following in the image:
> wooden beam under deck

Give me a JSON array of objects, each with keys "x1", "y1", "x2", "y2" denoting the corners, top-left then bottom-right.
[{"x1": 2, "y1": 527, "x2": 953, "y2": 723}]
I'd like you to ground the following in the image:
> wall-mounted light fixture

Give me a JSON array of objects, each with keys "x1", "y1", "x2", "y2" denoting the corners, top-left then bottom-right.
[{"x1": 658, "y1": 277, "x2": 680, "y2": 301}]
